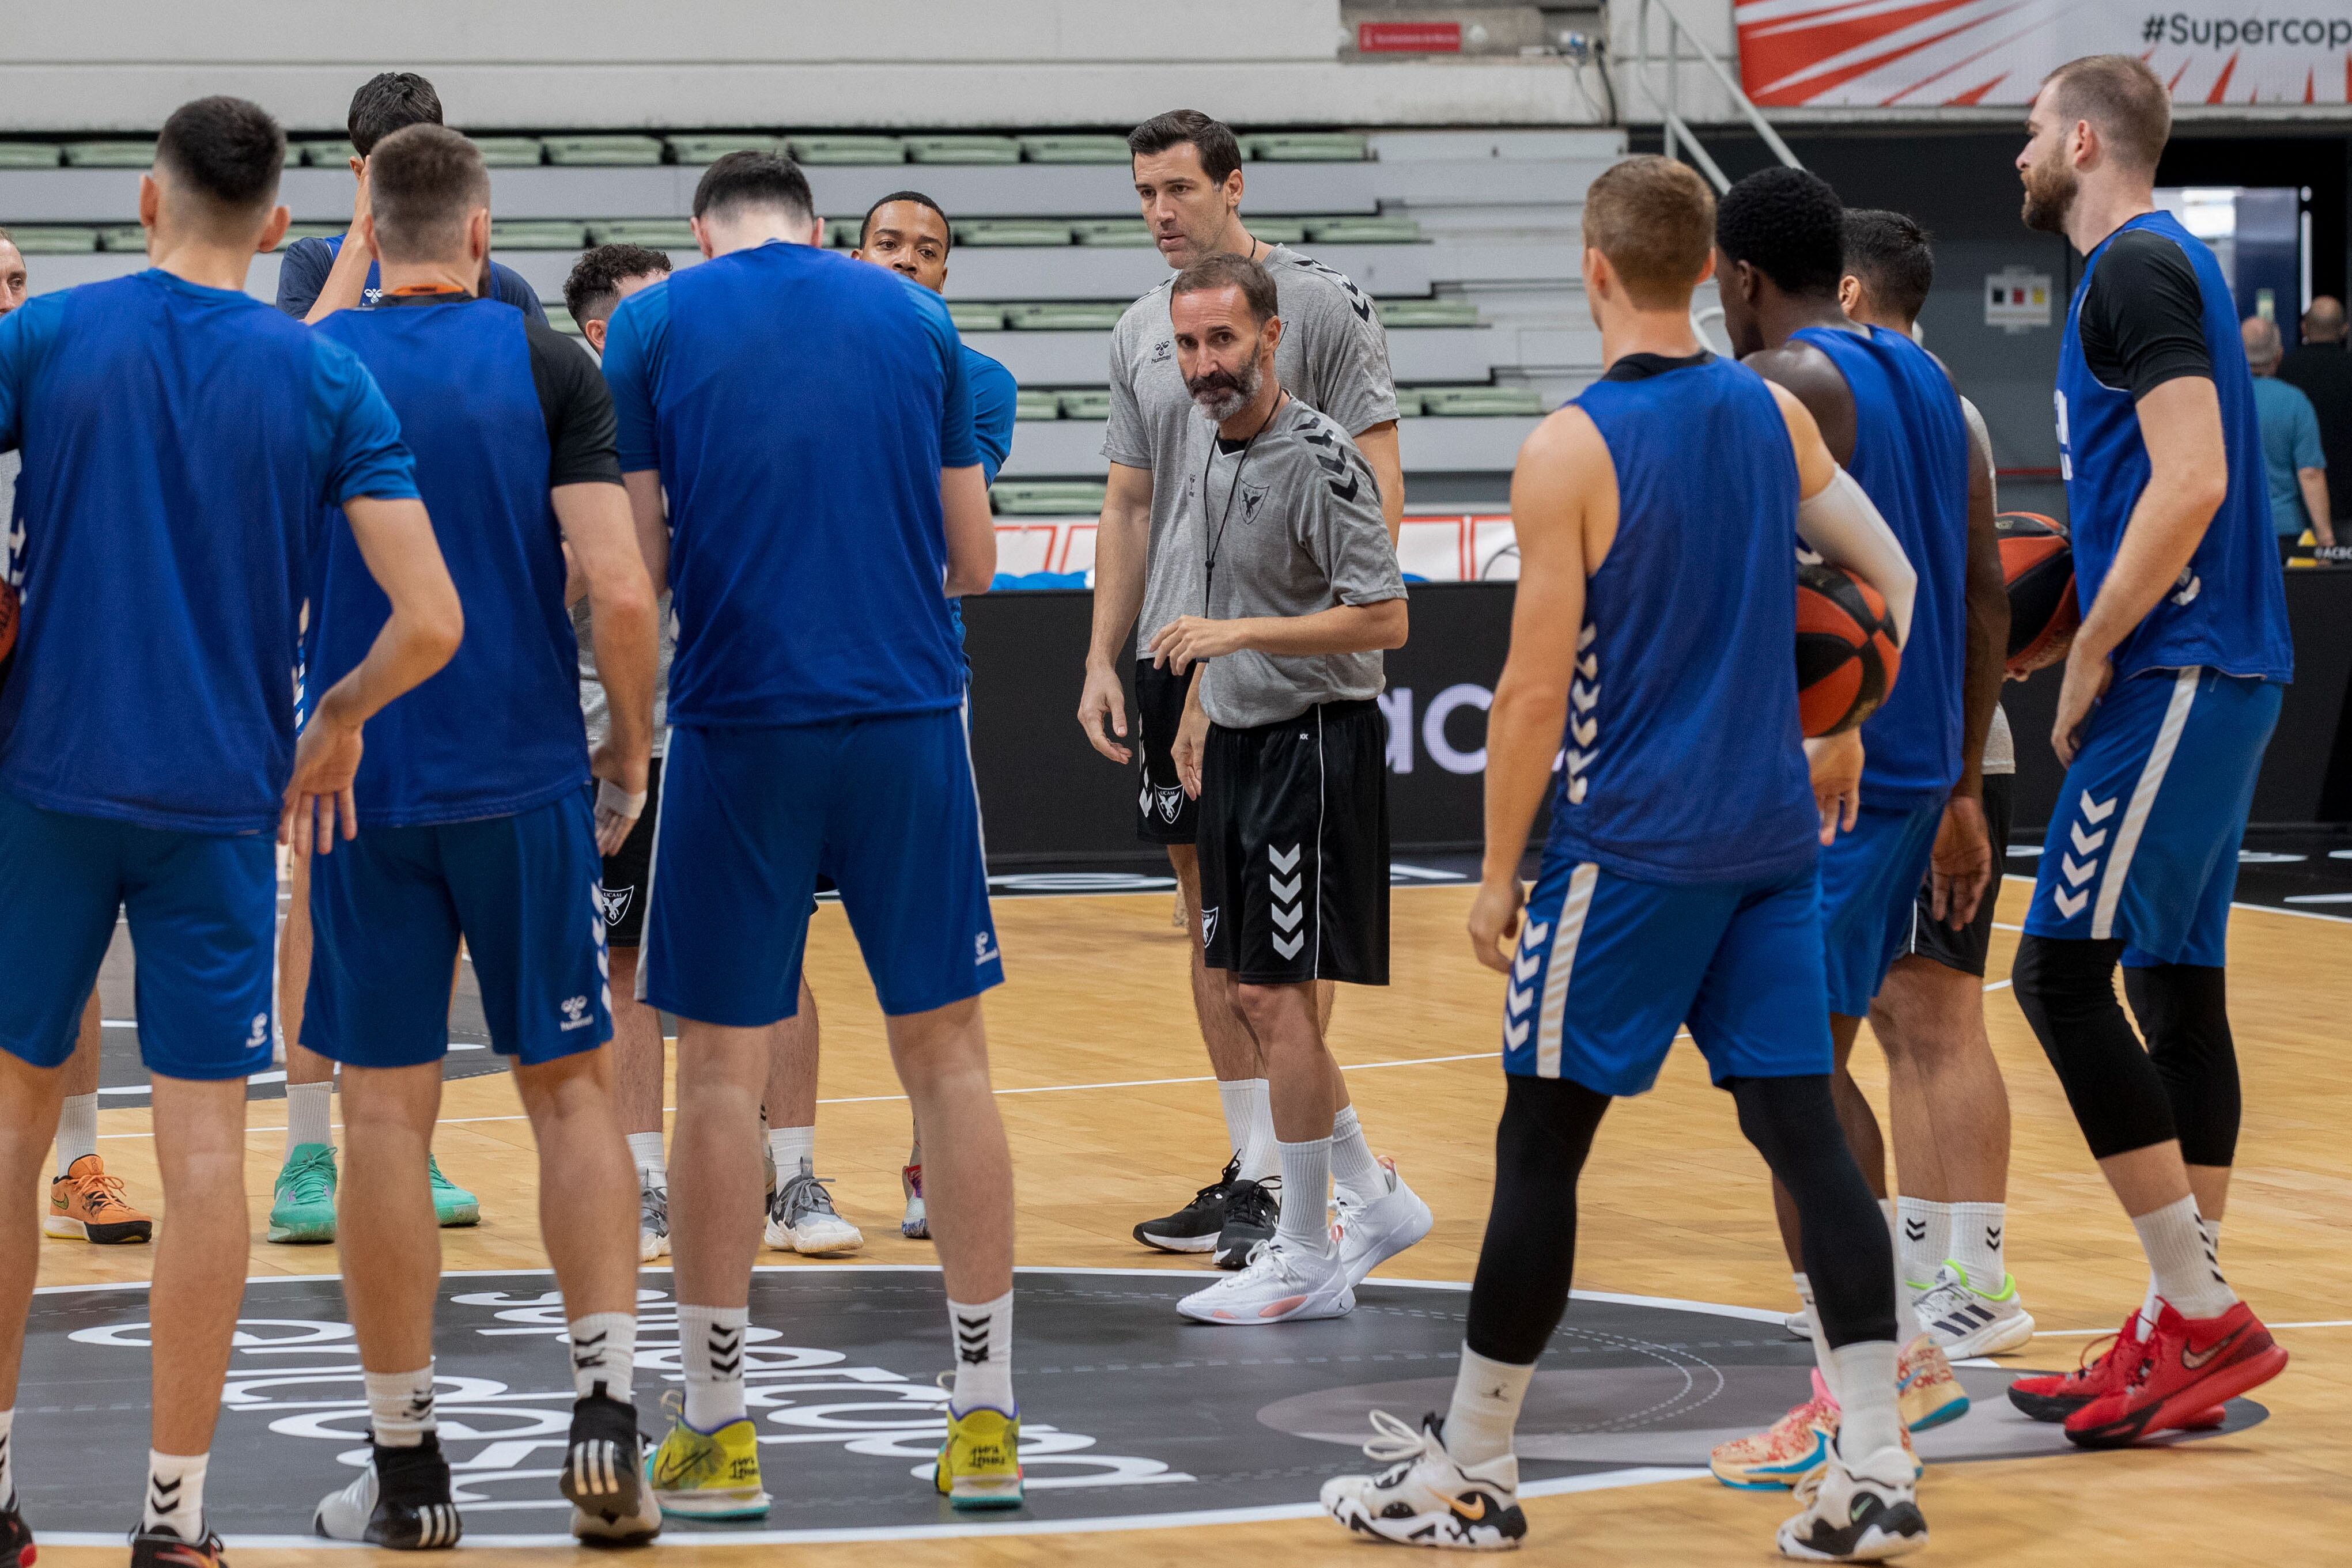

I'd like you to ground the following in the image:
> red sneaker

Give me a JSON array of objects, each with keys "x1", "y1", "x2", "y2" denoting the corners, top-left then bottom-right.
[
  {"x1": 2007, "y1": 1314, "x2": 2145, "y2": 1422},
  {"x1": 2063, "y1": 1301, "x2": 2288, "y2": 1448}
]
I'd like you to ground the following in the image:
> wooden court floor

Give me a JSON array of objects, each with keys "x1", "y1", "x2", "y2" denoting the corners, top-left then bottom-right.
[{"x1": 35, "y1": 879, "x2": 2352, "y2": 1566}]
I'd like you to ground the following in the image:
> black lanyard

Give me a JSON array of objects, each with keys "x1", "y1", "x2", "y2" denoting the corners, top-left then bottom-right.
[{"x1": 1203, "y1": 392, "x2": 1286, "y2": 610}]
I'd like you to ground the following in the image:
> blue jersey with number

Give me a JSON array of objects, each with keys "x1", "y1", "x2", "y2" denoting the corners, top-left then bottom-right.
[
  {"x1": 311, "y1": 299, "x2": 588, "y2": 826},
  {"x1": 2057, "y1": 213, "x2": 2292, "y2": 683},
  {"x1": 1793, "y1": 324, "x2": 1972, "y2": 809},
  {"x1": 0, "y1": 270, "x2": 416, "y2": 834},
  {"x1": 1547, "y1": 354, "x2": 1818, "y2": 884}
]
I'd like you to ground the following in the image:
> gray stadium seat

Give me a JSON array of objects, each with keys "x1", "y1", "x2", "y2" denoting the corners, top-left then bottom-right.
[
  {"x1": 7, "y1": 227, "x2": 98, "y2": 252},
  {"x1": 1304, "y1": 215, "x2": 1422, "y2": 244},
  {"x1": 1014, "y1": 389, "x2": 1061, "y2": 422},
  {"x1": 1418, "y1": 386, "x2": 1548, "y2": 416},
  {"x1": 823, "y1": 217, "x2": 864, "y2": 248},
  {"x1": 1072, "y1": 221, "x2": 1151, "y2": 247},
  {"x1": 1005, "y1": 302, "x2": 1125, "y2": 331},
  {"x1": 97, "y1": 225, "x2": 146, "y2": 252},
  {"x1": 1246, "y1": 134, "x2": 1368, "y2": 162},
  {"x1": 490, "y1": 219, "x2": 589, "y2": 249},
  {"x1": 956, "y1": 220, "x2": 1074, "y2": 248},
  {"x1": 1056, "y1": 390, "x2": 1113, "y2": 421},
  {"x1": 587, "y1": 220, "x2": 695, "y2": 248},
  {"x1": 788, "y1": 136, "x2": 905, "y2": 166},
  {"x1": 1018, "y1": 136, "x2": 1130, "y2": 164},
  {"x1": 471, "y1": 137, "x2": 547, "y2": 168},
  {"x1": 60, "y1": 142, "x2": 154, "y2": 168},
  {"x1": 1249, "y1": 219, "x2": 1307, "y2": 245},
  {"x1": 668, "y1": 135, "x2": 785, "y2": 165},
  {"x1": 282, "y1": 223, "x2": 347, "y2": 241},
  {"x1": 0, "y1": 143, "x2": 60, "y2": 169},
  {"x1": 1377, "y1": 297, "x2": 1481, "y2": 327},
  {"x1": 948, "y1": 301, "x2": 1007, "y2": 332},
  {"x1": 297, "y1": 140, "x2": 358, "y2": 168},
  {"x1": 906, "y1": 136, "x2": 1021, "y2": 166},
  {"x1": 991, "y1": 480, "x2": 1106, "y2": 514},
  {"x1": 1389, "y1": 389, "x2": 1427, "y2": 416},
  {"x1": 544, "y1": 135, "x2": 666, "y2": 167}
]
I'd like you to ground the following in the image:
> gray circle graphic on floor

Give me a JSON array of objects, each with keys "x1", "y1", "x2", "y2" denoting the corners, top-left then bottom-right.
[{"x1": 18, "y1": 1268, "x2": 2263, "y2": 1543}]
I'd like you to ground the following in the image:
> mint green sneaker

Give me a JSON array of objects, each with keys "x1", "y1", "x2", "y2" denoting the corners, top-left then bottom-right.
[
  {"x1": 429, "y1": 1154, "x2": 481, "y2": 1228},
  {"x1": 267, "y1": 1142, "x2": 338, "y2": 1244}
]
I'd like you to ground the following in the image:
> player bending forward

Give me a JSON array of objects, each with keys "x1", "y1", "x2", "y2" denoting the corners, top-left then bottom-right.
[{"x1": 1321, "y1": 156, "x2": 1930, "y2": 1562}]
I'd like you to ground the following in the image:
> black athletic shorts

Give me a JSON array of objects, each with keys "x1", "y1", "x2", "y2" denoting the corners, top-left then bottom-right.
[
  {"x1": 1900, "y1": 771, "x2": 2014, "y2": 977},
  {"x1": 1133, "y1": 659, "x2": 1200, "y2": 844},
  {"x1": 1198, "y1": 699, "x2": 1389, "y2": 987},
  {"x1": 595, "y1": 755, "x2": 661, "y2": 948}
]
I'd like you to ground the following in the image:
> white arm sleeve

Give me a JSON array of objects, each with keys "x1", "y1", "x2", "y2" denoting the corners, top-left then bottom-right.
[{"x1": 1797, "y1": 466, "x2": 1918, "y2": 647}]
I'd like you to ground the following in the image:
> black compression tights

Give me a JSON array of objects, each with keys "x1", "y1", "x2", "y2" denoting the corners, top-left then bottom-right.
[{"x1": 1464, "y1": 1073, "x2": 1896, "y2": 1366}]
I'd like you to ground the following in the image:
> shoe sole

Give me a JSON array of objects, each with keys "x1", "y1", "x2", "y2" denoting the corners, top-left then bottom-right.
[
  {"x1": 639, "y1": 1235, "x2": 670, "y2": 1262},
  {"x1": 2064, "y1": 1343, "x2": 2289, "y2": 1448},
  {"x1": 563, "y1": 1444, "x2": 660, "y2": 1544},
  {"x1": 764, "y1": 1224, "x2": 864, "y2": 1255},
  {"x1": 1341, "y1": 1196, "x2": 1435, "y2": 1287},
  {"x1": 1329, "y1": 1497, "x2": 1527, "y2": 1551},
  {"x1": 651, "y1": 1489, "x2": 771, "y2": 1519},
  {"x1": 1776, "y1": 1517, "x2": 1928, "y2": 1562},
  {"x1": 44, "y1": 1214, "x2": 152, "y2": 1244},
  {"x1": 267, "y1": 1219, "x2": 336, "y2": 1244},
  {"x1": 1178, "y1": 1282, "x2": 1355, "y2": 1326},
  {"x1": 436, "y1": 1207, "x2": 481, "y2": 1228},
  {"x1": 1902, "y1": 1387, "x2": 1970, "y2": 1433},
  {"x1": 1930, "y1": 1310, "x2": 2036, "y2": 1359},
  {"x1": 943, "y1": 1476, "x2": 1025, "y2": 1510},
  {"x1": 1134, "y1": 1226, "x2": 1218, "y2": 1253}
]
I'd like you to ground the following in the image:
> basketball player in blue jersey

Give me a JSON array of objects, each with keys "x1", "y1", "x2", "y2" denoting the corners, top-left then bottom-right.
[
  {"x1": 0, "y1": 97, "x2": 462, "y2": 1567},
  {"x1": 602, "y1": 153, "x2": 1020, "y2": 1514},
  {"x1": 2003, "y1": 54, "x2": 2292, "y2": 1446},
  {"x1": 1322, "y1": 156, "x2": 1927, "y2": 1563},
  {"x1": 293, "y1": 126, "x2": 663, "y2": 1550}
]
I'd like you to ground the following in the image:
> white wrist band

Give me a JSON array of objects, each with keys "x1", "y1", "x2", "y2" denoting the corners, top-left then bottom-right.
[{"x1": 598, "y1": 779, "x2": 647, "y2": 818}]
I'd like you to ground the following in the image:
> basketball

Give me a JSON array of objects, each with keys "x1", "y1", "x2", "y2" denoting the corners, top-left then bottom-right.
[
  {"x1": 1795, "y1": 559, "x2": 1900, "y2": 736},
  {"x1": 1998, "y1": 510, "x2": 2079, "y2": 674}
]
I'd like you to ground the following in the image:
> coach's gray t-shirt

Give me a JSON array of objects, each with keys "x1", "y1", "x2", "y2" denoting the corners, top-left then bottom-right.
[
  {"x1": 1187, "y1": 397, "x2": 1405, "y2": 729},
  {"x1": 574, "y1": 594, "x2": 673, "y2": 758},
  {"x1": 1958, "y1": 400, "x2": 2015, "y2": 779},
  {"x1": 1105, "y1": 243, "x2": 1399, "y2": 657}
]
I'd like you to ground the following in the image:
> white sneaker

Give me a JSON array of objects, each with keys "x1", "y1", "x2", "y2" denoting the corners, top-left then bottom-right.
[
  {"x1": 1321, "y1": 1410, "x2": 1526, "y2": 1551},
  {"x1": 1776, "y1": 1441, "x2": 1928, "y2": 1561},
  {"x1": 765, "y1": 1168, "x2": 864, "y2": 1255},
  {"x1": 1333, "y1": 1157, "x2": 1434, "y2": 1287},
  {"x1": 1177, "y1": 1236, "x2": 1353, "y2": 1325},
  {"x1": 1911, "y1": 1261, "x2": 2035, "y2": 1357},
  {"x1": 901, "y1": 1162, "x2": 929, "y2": 1240},
  {"x1": 638, "y1": 1177, "x2": 671, "y2": 1262}
]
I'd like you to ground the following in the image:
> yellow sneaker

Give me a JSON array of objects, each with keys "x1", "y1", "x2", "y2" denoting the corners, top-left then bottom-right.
[
  {"x1": 1899, "y1": 1331, "x2": 1970, "y2": 1431},
  {"x1": 933, "y1": 1400, "x2": 1023, "y2": 1510},
  {"x1": 645, "y1": 1396, "x2": 768, "y2": 1519}
]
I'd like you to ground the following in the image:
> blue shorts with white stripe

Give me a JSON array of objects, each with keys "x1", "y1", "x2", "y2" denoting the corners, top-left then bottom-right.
[
  {"x1": 2023, "y1": 666, "x2": 2279, "y2": 968},
  {"x1": 1502, "y1": 851, "x2": 1833, "y2": 1096}
]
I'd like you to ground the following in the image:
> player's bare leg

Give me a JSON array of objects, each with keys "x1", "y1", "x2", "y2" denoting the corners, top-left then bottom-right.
[
  {"x1": 609, "y1": 945, "x2": 671, "y2": 1258},
  {"x1": 145, "y1": 1073, "x2": 252, "y2": 1542}
]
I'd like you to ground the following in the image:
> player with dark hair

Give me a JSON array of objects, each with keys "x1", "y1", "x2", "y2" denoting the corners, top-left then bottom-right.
[
  {"x1": 2002, "y1": 54, "x2": 2293, "y2": 1445},
  {"x1": 1710, "y1": 165, "x2": 1998, "y2": 1486},
  {"x1": 1319, "y1": 154, "x2": 1925, "y2": 1562},
  {"x1": 0, "y1": 94, "x2": 461, "y2": 1565},
  {"x1": 276, "y1": 71, "x2": 548, "y2": 325}
]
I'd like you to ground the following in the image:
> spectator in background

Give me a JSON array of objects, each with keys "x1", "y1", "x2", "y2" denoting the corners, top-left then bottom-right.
[
  {"x1": 2243, "y1": 315, "x2": 2333, "y2": 555},
  {"x1": 2280, "y1": 295, "x2": 2352, "y2": 522}
]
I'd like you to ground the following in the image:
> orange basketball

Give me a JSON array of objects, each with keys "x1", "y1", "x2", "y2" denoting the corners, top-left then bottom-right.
[
  {"x1": 1998, "y1": 510, "x2": 2079, "y2": 675},
  {"x1": 1796, "y1": 560, "x2": 1900, "y2": 737}
]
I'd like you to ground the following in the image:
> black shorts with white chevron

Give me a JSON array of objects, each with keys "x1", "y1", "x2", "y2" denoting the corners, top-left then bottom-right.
[{"x1": 1196, "y1": 698, "x2": 1389, "y2": 987}]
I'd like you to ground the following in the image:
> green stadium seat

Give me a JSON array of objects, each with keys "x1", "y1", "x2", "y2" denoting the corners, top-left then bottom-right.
[
  {"x1": 668, "y1": 135, "x2": 784, "y2": 164},
  {"x1": 1247, "y1": 219, "x2": 1307, "y2": 245},
  {"x1": 1377, "y1": 297, "x2": 1481, "y2": 328},
  {"x1": 1072, "y1": 221, "x2": 1152, "y2": 248},
  {"x1": 1418, "y1": 387, "x2": 1548, "y2": 416},
  {"x1": 97, "y1": 226, "x2": 148, "y2": 252},
  {"x1": 544, "y1": 135, "x2": 666, "y2": 166},
  {"x1": 787, "y1": 136, "x2": 904, "y2": 165},
  {"x1": 470, "y1": 137, "x2": 546, "y2": 168},
  {"x1": 1246, "y1": 134, "x2": 1368, "y2": 162},
  {"x1": 947, "y1": 301, "x2": 1007, "y2": 333},
  {"x1": 5, "y1": 227, "x2": 98, "y2": 253},
  {"x1": 0, "y1": 144, "x2": 60, "y2": 169},
  {"x1": 1014, "y1": 389, "x2": 1061, "y2": 422},
  {"x1": 297, "y1": 139, "x2": 358, "y2": 168},
  {"x1": 1303, "y1": 215, "x2": 1422, "y2": 244},
  {"x1": 1056, "y1": 390, "x2": 1113, "y2": 421},
  {"x1": 906, "y1": 136, "x2": 1020, "y2": 165},
  {"x1": 1018, "y1": 135, "x2": 1131, "y2": 164},
  {"x1": 991, "y1": 480, "x2": 1106, "y2": 515},
  {"x1": 489, "y1": 220, "x2": 588, "y2": 250},
  {"x1": 823, "y1": 217, "x2": 863, "y2": 248},
  {"x1": 282, "y1": 222, "x2": 347, "y2": 241},
  {"x1": 587, "y1": 220, "x2": 695, "y2": 248},
  {"x1": 954, "y1": 221, "x2": 1074, "y2": 248},
  {"x1": 1004, "y1": 302, "x2": 1126, "y2": 331},
  {"x1": 60, "y1": 142, "x2": 154, "y2": 168},
  {"x1": 1389, "y1": 389, "x2": 1428, "y2": 417}
]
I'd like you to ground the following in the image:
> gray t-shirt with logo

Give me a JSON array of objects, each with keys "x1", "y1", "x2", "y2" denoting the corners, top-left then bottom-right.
[
  {"x1": 1105, "y1": 243, "x2": 1398, "y2": 658},
  {"x1": 1959, "y1": 397, "x2": 2014, "y2": 778},
  {"x1": 1188, "y1": 398, "x2": 1405, "y2": 729},
  {"x1": 574, "y1": 594, "x2": 672, "y2": 757}
]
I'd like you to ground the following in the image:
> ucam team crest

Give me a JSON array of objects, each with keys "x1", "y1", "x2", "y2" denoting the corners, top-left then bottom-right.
[{"x1": 595, "y1": 883, "x2": 634, "y2": 926}]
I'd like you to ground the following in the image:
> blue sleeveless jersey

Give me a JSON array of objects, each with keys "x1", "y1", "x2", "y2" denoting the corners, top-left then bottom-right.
[
  {"x1": 1546, "y1": 355, "x2": 1818, "y2": 884},
  {"x1": 311, "y1": 300, "x2": 588, "y2": 827},
  {"x1": 2058, "y1": 213, "x2": 2292, "y2": 683},
  {"x1": 1792, "y1": 324, "x2": 1971, "y2": 809}
]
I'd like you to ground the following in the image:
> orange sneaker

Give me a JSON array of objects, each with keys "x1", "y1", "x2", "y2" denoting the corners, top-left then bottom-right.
[{"x1": 46, "y1": 1154, "x2": 153, "y2": 1244}]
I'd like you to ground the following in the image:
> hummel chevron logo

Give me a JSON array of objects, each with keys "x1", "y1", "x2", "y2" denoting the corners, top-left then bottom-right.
[
  {"x1": 1570, "y1": 681, "x2": 1597, "y2": 713},
  {"x1": 2062, "y1": 855, "x2": 2096, "y2": 888},
  {"x1": 1986, "y1": 1226, "x2": 2002, "y2": 1248},
  {"x1": 2054, "y1": 888, "x2": 2089, "y2": 918},
  {"x1": 707, "y1": 1325, "x2": 743, "y2": 1377},
  {"x1": 150, "y1": 1477, "x2": 181, "y2": 1506},
  {"x1": 1273, "y1": 932, "x2": 1305, "y2": 959},
  {"x1": 1570, "y1": 715, "x2": 1596, "y2": 745},
  {"x1": 1326, "y1": 472, "x2": 1360, "y2": 503},
  {"x1": 956, "y1": 1312, "x2": 992, "y2": 1365},
  {"x1": 1903, "y1": 1218, "x2": 1927, "y2": 1241},
  {"x1": 1270, "y1": 874, "x2": 1301, "y2": 903},
  {"x1": 2070, "y1": 821, "x2": 2107, "y2": 855},
  {"x1": 1508, "y1": 984, "x2": 1533, "y2": 1016},
  {"x1": 2171, "y1": 572, "x2": 2202, "y2": 607},
  {"x1": 2080, "y1": 792, "x2": 2117, "y2": 823},
  {"x1": 1577, "y1": 652, "x2": 1597, "y2": 679},
  {"x1": 1504, "y1": 1017, "x2": 1530, "y2": 1048},
  {"x1": 1578, "y1": 623, "x2": 1596, "y2": 650},
  {"x1": 1522, "y1": 921, "x2": 1548, "y2": 950},
  {"x1": 1564, "y1": 749, "x2": 1594, "y2": 774},
  {"x1": 1568, "y1": 777, "x2": 1588, "y2": 804},
  {"x1": 1270, "y1": 903, "x2": 1303, "y2": 933},
  {"x1": 1302, "y1": 428, "x2": 1337, "y2": 449},
  {"x1": 1268, "y1": 844, "x2": 1301, "y2": 873}
]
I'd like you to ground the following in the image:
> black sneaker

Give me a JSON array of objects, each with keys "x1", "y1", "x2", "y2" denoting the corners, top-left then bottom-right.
[
  {"x1": 1132, "y1": 1155, "x2": 1239, "y2": 1253},
  {"x1": 564, "y1": 1390, "x2": 660, "y2": 1545},
  {"x1": 129, "y1": 1521, "x2": 229, "y2": 1567},
  {"x1": 0, "y1": 1490, "x2": 31, "y2": 1568},
  {"x1": 1212, "y1": 1177, "x2": 1281, "y2": 1270},
  {"x1": 312, "y1": 1435, "x2": 463, "y2": 1548}
]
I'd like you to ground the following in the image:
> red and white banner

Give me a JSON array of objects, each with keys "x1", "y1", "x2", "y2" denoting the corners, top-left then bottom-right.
[{"x1": 1735, "y1": 1, "x2": 2352, "y2": 108}]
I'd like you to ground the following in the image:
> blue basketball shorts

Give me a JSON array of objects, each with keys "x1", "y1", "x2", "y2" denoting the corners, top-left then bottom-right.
[
  {"x1": 304, "y1": 790, "x2": 611, "y2": 1068},
  {"x1": 1502, "y1": 851, "x2": 1833, "y2": 1096},
  {"x1": 1816, "y1": 801, "x2": 1943, "y2": 1017},
  {"x1": 2024, "y1": 666, "x2": 2280, "y2": 968},
  {"x1": 0, "y1": 790, "x2": 274, "y2": 1080},
  {"x1": 641, "y1": 709, "x2": 1003, "y2": 1026}
]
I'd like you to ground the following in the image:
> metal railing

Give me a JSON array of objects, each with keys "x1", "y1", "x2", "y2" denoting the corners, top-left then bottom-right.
[{"x1": 1626, "y1": 0, "x2": 1802, "y2": 191}]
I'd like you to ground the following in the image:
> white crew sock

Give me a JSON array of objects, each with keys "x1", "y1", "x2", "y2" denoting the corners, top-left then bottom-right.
[
  {"x1": 625, "y1": 1131, "x2": 667, "y2": 1182},
  {"x1": 678, "y1": 1304, "x2": 748, "y2": 1430},
  {"x1": 1215, "y1": 1078, "x2": 1258, "y2": 1168},
  {"x1": 285, "y1": 1080, "x2": 334, "y2": 1155},
  {"x1": 141, "y1": 1450, "x2": 208, "y2": 1540},
  {"x1": 1329, "y1": 1103, "x2": 1385, "y2": 1206},
  {"x1": 1236, "y1": 1079, "x2": 1277, "y2": 1183},
  {"x1": 365, "y1": 1365, "x2": 437, "y2": 1448},
  {"x1": 1948, "y1": 1200, "x2": 2007, "y2": 1289},
  {"x1": 569, "y1": 1312, "x2": 636, "y2": 1403},
  {"x1": 55, "y1": 1094, "x2": 98, "y2": 1176},
  {"x1": 1878, "y1": 1198, "x2": 1909, "y2": 1310},
  {"x1": 769, "y1": 1124, "x2": 815, "y2": 1181},
  {"x1": 2135, "y1": 1198, "x2": 2233, "y2": 1327},
  {"x1": 947, "y1": 1289, "x2": 1016, "y2": 1416},
  {"x1": 1798, "y1": 1275, "x2": 1842, "y2": 1404},
  {"x1": 1896, "y1": 1196, "x2": 1952, "y2": 1291},
  {"x1": 1829, "y1": 1342, "x2": 1904, "y2": 1461},
  {"x1": 0, "y1": 1408, "x2": 15, "y2": 1503},
  {"x1": 1275, "y1": 1138, "x2": 1333, "y2": 1253},
  {"x1": 1443, "y1": 1345, "x2": 1533, "y2": 1471}
]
